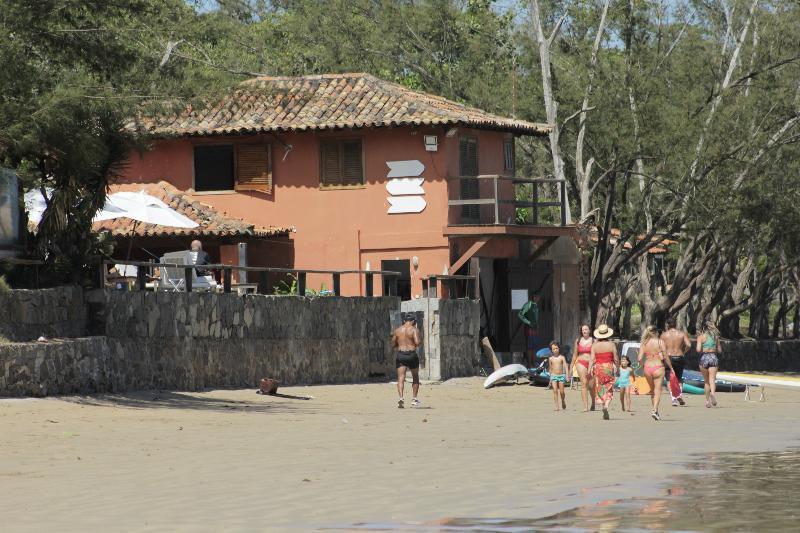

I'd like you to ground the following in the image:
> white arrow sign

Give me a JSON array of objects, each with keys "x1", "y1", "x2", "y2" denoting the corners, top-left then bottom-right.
[
  {"x1": 386, "y1": 178, "x2": 425, "y2": 196},
  {"x1": 386, "y1": 160, "x2": 425, "y2": 178},
  {"x1": 387, "y1": 195, "x2": 427, "y2": 214}
]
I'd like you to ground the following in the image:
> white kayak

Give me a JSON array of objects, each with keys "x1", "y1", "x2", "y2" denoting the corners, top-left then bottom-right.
[
  {"x1": 484, "y1": 364, "x2": 529, "y2": 389},
  {"x1": 716, "y1": 372, "x2": 800, "y2": 390}
]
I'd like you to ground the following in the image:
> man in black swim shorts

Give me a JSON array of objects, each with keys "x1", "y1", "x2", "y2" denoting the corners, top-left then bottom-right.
[{"x1": 392, "y1": 313, "x2": 422, "y2": 408}]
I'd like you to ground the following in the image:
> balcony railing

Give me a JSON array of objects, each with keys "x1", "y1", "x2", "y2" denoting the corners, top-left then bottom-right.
[
  {"x1": 96, "y1": 259, "x2": 401, "y2": 297},
  {"x1": 447, "y1": 175, "x2": 568, "y2": 227}
]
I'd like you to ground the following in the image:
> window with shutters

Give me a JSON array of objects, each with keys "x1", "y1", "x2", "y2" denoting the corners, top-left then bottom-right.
[
  {"x1": 503, "y1": 139, "x2": 515, "y2": 172},
  {"x1": 235, "y1": 144, "x2": 272, "y2": 194},
  {"x1": 193, "y1": 144, "x2": 272, "y2": 193},
  {"x1": 459, "y1": 137, "x2": 480, "y2": 222},
  {"x1": 319, "y1": 139, "x2": 364, "y2": 187}
]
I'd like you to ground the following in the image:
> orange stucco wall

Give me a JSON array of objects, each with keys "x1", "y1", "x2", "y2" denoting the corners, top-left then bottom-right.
[{"x1": 118, "y1": 126, "x2": 513, "y2": 296}]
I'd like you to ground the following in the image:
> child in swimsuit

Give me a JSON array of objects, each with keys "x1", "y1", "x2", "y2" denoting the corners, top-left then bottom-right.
[
  {"x1": 616, "y1": 356, "x2": 634, "y2": 414},
  {"x1": 548, "y1": 341, "x2": 568, "y2": 411}
]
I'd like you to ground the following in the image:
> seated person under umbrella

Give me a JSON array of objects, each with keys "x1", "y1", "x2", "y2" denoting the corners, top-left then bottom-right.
[{"x1": 190, "y1": 240, "x2": 216, "y2": 287}]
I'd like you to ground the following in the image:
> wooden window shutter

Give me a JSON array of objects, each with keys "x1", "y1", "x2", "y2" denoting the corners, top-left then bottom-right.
[
  {"x1": 342, "y1": 140, "x2": 363, "y2": 185},
  {"x1": 459, "y1": 138, "x2": 478, "y2": 176},
  {"x1": 235, "y1": 144, "x2": 272, "y2": 193},
  {"x1": 459, "y1": 137, "x2": 480, "y2": 221},
  {"x1": 320, "y1": 141, "x2": 342, "y2": 185}
]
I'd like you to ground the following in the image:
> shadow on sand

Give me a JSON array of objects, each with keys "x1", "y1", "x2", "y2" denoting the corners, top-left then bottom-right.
[{"x1": 63, "y1": 390, "x2": 317, "y2": 413}]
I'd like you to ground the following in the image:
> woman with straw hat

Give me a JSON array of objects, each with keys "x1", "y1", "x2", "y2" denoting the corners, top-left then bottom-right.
[{"x1": 590, "y1": 324, "x2": 619, "y2": 420}]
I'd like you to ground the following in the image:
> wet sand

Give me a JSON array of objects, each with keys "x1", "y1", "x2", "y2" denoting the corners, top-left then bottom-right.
[{"x1": 2, "y1": 379, "x2": 799, "y2": 532}]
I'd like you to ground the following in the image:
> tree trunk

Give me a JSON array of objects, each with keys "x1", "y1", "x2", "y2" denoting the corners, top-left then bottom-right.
[{"x1": 529, "y1": 0, "x2": 571, "y2": 223}]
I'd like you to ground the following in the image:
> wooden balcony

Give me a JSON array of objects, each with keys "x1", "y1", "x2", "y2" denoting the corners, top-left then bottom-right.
[
  {"x1": 445, "y1": 175, "x2": 575, "y2": 274},
  {"x1": 447, "y1": 175, "x2": 569, "y2": 228}
]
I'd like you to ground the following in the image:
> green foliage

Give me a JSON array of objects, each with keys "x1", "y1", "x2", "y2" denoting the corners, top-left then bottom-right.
[
  {"x1": 273, "y1": 275, "x2": 298, "y2": 295},
  {"x1": 0, "y1": 0, "x2": 234, "y2": 284},
  {"x1": 272, "y1": 274, "x2": 333, "y2": 296}
]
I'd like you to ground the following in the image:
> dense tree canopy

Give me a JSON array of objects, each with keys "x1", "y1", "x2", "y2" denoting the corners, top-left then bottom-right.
[{"x1": 2, "y1": 0, "x2": 799, "y2": 337}]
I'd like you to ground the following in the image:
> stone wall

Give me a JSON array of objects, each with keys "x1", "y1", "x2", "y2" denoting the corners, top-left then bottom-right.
[
  {"x1": 0, "y1": 287, "x2": 86, "y2": 342},
  {"x1": 684, "y1": 340, "x2": 800, "y2": 372},
  {"x1": 620, "y1": 339, "x2": 800, "y2": 372},
  {"x1": 399, "y1": 298, "x2": 480, "y2": 381},
  {"x1": 0, "y1": 337, "x2": 110, "y2": 396},
  {"x1": 100, "y1": 291, "x2": 399, "y2": 389},
  {"x1": 1, "y1": 290, "x2": 400, "y2": 396}
]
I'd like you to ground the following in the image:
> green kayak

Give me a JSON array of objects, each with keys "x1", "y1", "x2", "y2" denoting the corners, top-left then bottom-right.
[{"x1": 681, "y1": 382, "x2": 704, "y2": 395}]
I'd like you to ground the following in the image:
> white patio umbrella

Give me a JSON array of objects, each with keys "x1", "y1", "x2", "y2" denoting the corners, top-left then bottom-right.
[
  {"x1": 94, "y1": 191, "x2": 198, "y2": 228},
  {"x1": 96, "y1": 191, "x2": 199, "y2": 260},
  {"x1": 25, "y1": 189, "x2": 199, "y2": 259},
  {"x1": 25, "y1": 190, "x2": 198, "y2": 228}
]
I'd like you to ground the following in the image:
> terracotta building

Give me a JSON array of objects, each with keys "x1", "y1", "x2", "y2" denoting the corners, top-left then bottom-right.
[{"x1": 112, "y1": 73, "x2": 581, "y2": 352}]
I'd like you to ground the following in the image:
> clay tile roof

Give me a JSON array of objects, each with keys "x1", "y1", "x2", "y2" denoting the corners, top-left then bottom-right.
[
  {"x1": 93, "y1": 181, "x2": 294, "y2": 239},
  {"x1": 129, "y1": 73, "x2": 551, "y2": 137}
]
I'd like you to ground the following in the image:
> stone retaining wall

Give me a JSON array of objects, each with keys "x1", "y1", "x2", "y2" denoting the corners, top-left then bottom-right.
[
  {"x1": 684, "y1": 340, "x2": 800, "y2": 372},
  {"x1": 99, "y1": 291, "x2": 400, "y2": 389},
  {"x1": 0, "y1": 287, "x2": 86, "y2": 342},
  {"x1": 619, "y1": 339, "x2": 800, "y2": 372},
  {"x1": 1, "y1": 292, "x2": 400, "y2": 396},
  {"x1": 0, "y1": 337, "x2": 109, "y2": 396},
  {"x1": 0, "y1": 289, "x2": 483, "y2": 396}
]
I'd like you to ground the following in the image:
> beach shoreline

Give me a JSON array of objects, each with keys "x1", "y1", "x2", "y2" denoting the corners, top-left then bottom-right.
[{"x1": 2, "y1": 378, "x2": 799, "y2": 531}]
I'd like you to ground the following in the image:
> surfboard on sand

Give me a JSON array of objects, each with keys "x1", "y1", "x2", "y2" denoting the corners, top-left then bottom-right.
[
  {"x1": 484, "y1": 364, "x2": 529, "y2": 389},
  {"x1": 716, "y1": 372, "x2": 800, "y2": 390}
]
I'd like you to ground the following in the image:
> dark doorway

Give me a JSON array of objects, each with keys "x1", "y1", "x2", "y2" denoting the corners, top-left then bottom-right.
[{"x1": 381, "y1": 259, "x2": 411, "y2": 300}]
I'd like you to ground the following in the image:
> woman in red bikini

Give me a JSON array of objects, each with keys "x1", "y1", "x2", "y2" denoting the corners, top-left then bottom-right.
[
  {"x1": 638, "y1": 325, "x2": 676, "y2": 421},
  {"x1": 571, "y1": 324, "x2": 596, "y2": 412},
  {"x1": 590, "y1": 324, "x2": 618, "y2": 420}
]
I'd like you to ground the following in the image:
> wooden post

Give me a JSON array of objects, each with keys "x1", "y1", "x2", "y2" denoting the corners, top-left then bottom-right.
[
  {"x1": 223, "y1": 267, "x2": 232, "y2": 293},
  {"x1": 560, "y1": 180, "x2": 567, "y2": 226},
  {"x1": 333, "y1": 273, "x2": 341, "y2": 296},
  {"x1": 136, "y1": 266, "x2": 147, "y2": 291},
  {"x1": 297, "y1": 272, "x2": 306, "y2": 296},
  {"x1": 365, "y1": 273, "x2": 374, "y2": 297},
  {"x1": 470, "y1": 257, "x2": 481, "y2": 301},
  {"x1": 258, "y1": 271, "x2": 268, "y2": 294},
  {"x1": 389, "y1": 275, "x2": 398, "y2": 297},
  {"x1": 184, "y1": 266, "x2": 193, "y2": 292},
  {"x1": 532, "y1": 181, "x2": 539, "y2": 225}
]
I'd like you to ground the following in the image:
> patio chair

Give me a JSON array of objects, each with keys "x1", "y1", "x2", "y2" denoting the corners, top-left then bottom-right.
[
  {"x1": 158, "y1": 251, "x2": 189, "y2": 292},
  {"x1": 158, "y1": 250, "x2": 218, "y2": 292}
]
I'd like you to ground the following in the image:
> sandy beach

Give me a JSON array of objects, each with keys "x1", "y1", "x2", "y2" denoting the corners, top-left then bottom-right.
[{"x1": 2, "y1": 378, "x2": 799, "y2": 532}]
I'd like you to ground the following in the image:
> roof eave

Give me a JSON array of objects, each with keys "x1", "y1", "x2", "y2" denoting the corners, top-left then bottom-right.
[{"x1": 133, "y1": 120, "x2": 552, "y2": 139}]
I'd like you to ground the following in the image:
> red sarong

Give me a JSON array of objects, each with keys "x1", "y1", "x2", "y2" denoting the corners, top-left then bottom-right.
[{"x1": 594, "y1": 363, "x2": 615, "y2": 403}]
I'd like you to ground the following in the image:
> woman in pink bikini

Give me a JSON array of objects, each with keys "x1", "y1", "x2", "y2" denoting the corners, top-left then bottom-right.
[
  {"x1": 638, "y1": 325, "x2": 676, "y2": 421},
  {"x1": 590, "y1": 324, "x2": 618, "y2": 420},
  {"x1": 570, "y1": 324, "x2": 596, "y2": 412}
]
